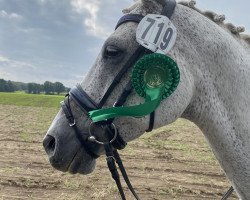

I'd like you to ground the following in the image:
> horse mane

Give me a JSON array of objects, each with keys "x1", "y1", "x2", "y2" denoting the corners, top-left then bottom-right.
[
  {"x1": 123, "y1": 0, "x2": 250, "y2": 48},
  {"x1": 178, "y1": 0, "x2": 250, "y2": 48}
]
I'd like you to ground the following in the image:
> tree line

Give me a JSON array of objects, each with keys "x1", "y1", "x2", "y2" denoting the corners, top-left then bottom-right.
[
  {"x1": 0, "y1": 79, "x2": 70, "y2": 95},
  {"x1": 0, "y1": 79, "x2": 15, "y2": 92}
]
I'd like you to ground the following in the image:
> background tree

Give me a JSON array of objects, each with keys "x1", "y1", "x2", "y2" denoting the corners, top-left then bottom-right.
[
  {"x1": 0, "y1": 79, "x2": 6, "y2": 92},
  {"x1": 44, "y1": 81, "x2": 54, "y2": 94},
  {"x1": 27, "y1": 83, "x2": 43, "y2": 94},
  {"x1": 12, "y1": 81, "x2": 27, "y2": 91},
  {"x1": 27, "y1": 83, "x2": 34, "y2": 94},
  {"x1": 65, "y1": 87, "x2": 71, "y2": 93},
  {"x1": 0, "y1": 79, "x2": 15, "y2": 92},
  {"x1": 54, "y1": 82, "x2": 65, "y2": 95},
  {"x1": 33, "y1": 83, "x2": 42, "y2": 94},
  {"x1": 0, "y1": 79, "x2": 68, "y2": 94},
  {"x1": 7, "y1": 81, "x2": 15, "y2": 92}
]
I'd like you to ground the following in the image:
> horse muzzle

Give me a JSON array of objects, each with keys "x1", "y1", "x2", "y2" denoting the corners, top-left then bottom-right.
[{"x1": 43, "y1": 123, "x2": 97, "y2": 174}]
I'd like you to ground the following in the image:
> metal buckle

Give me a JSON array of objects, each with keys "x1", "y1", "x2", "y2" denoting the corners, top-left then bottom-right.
[
  {"x1": 106, "y1": 155, "x2": 115, "y2": 161},
  {"x1": 88, "y1": 122, "x2": 118, "y2": 145}
]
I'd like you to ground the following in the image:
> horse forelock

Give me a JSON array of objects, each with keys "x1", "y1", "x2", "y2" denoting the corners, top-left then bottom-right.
[{"x1": 123, "y1": 0, "x2": 250, "y2": 48}]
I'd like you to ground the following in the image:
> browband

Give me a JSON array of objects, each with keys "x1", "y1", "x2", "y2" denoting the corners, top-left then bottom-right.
[{"x1": 115, "y1": 14, "x2": 144, "y2": 30}]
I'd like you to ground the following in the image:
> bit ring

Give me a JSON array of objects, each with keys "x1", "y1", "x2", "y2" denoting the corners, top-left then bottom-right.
[{"x1": 88, "y1": 122, "x2": 117, "y2": 145}]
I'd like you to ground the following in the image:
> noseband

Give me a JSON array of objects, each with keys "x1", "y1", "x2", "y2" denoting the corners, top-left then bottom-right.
[{"x1": 60, "y1": 0, "x2": 233, "y2": 199}]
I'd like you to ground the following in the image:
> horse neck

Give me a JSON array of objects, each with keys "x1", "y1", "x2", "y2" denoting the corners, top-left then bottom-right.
[
  {"x1": 175, "y1": 5, "x2": 250, "y2": 198},
  {"x1": 174, "y1": 4, "x2": 250, "y2": 133}
]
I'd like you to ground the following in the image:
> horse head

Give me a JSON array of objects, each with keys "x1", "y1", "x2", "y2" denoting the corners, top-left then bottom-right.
[
  {"x1": 43, "y1": 0, "x2": 250, "y2": 199},
  {"x1": 43, "y1": 0, "x2": 193, "y2": 174}
]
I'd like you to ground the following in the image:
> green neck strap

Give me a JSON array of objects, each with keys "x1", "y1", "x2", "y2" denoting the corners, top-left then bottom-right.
[{"x1": 89, "y1": 53, "x2": 180, "y2": 122}]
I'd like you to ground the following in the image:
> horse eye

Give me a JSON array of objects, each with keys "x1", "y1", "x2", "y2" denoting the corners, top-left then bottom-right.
[{"x1": 104, "y1": 45, "x2": 122, "y2": 58}]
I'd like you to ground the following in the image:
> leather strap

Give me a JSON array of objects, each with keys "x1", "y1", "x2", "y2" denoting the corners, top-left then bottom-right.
[
  {"x1": 115, "y1": 14, "x2": 144, "y2": 30},
  {"x1": 104, "y1": 144, "x2": 126, "y2": 200},
  {"x1": 70, "y1": 84, "x2": 99, "y2": 113},
  {"x1": 113, "y1": 150, "x2": 140, "y2": 200},
  {"x1": 98, "y1": 45, "x2": 149, "y2": 108},
  {"x1": 67, "y1": 86, "x2": 127, "y2": 151},
  {"x1": 161, "y1": 0, "x2": 176, "y2": 18},
  {"x1": 60, "y1": 97, "x2": 75, "y2": 126},
  {"x1": 61, "y1": 99, "x2": 100, "y2": 158},
  {"x1": 221, "y1": 186, "x2": 234, "y2": 200},
  {"x1": 114, "y1": 81, "x2": 133, "y2": 107},
  {"x1": 105, "y1": 81, "x2": 133, "y2": 126},
  {"x1": 115, "y1": 0, "x2": 176, "y2": 31},
  {"x1": 146, "y1": 111, "x2": 155, "y2": 132}
]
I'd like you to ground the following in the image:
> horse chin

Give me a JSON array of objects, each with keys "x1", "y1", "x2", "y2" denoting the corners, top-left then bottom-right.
[
  {"x1": 48, "y1": 147, "x2": 96, "y2": 175},
  {"x1": 67, "y1": 149, "x2": 96, "y2": 175}
]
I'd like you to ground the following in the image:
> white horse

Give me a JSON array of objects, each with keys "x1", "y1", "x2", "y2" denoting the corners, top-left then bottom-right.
[{"x1": 43, "y1": 0, "x2": 250, "y2": 199}]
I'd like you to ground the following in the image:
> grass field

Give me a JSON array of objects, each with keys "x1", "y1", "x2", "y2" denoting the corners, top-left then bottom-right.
[
  {"x1": 0, "y1": 92, "x2": 236, "y2": 199},
  {"x1": 0, "y1": 92, "x2": 64, "y2": 108}
]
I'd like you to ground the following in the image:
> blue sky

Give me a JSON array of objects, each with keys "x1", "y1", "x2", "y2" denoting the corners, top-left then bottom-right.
[{"x1": 0, "y1": 0, "x2": 249, "y2": 87}]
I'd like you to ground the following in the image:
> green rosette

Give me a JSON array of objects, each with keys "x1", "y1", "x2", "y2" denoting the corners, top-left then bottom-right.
[{"x1": 89, "y1": 53, "x2": 180, "y2": 122}]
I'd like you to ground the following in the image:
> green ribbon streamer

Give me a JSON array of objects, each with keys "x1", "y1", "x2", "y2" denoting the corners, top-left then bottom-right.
[
  {"x1": 88, "y1": 53, "x2": 180, "y2": 123},
  {"x1": 89, "y1": 87, "x2": 164, "y2": 122}
]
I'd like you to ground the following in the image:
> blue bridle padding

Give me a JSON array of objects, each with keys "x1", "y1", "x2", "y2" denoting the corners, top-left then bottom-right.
[{"x1": 115, "y1": 14, "x2": 144, "y2": 30}]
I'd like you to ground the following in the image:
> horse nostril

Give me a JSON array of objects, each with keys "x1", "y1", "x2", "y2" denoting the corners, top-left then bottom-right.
[{"x1": 43, "y1": 135, "x2": 56, "y2": 157}]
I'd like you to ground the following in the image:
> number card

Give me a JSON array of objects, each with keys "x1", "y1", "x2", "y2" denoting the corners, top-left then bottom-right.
[{"x1": 136, "y1": 14, "x2": 177, "y2": 54}]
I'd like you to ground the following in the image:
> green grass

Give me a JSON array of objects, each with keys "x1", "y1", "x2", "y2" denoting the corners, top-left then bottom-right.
[{"x1": 0, "y1": 92, "x2": 64, "y2": 108}]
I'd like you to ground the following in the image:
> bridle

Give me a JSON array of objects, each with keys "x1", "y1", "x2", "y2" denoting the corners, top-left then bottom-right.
[
  {"x1": 60, "y1": 0, "x2": 234, "y2": 199},
  {"x1": 61, "y1": 0, "x2": 176, "y2": 156}
]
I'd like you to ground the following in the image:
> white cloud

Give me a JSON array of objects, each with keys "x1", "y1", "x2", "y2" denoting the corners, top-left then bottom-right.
[
  {"x1": 0, "y1": 68, "x2": 12, "y2": 80},
  {"x1": 0, "y1": 56, "x2": 81, "y2": 87},
  {"x1": 0, "y1": 56, "x2": 35, "y2": 70},
  {"x1": 0, "y1": 10, "x2": 7, "y2": 17},
  {"x1": 70, "y1": 0, "x2": 111, "y2": 39},
  {"x1": 0, "y1": 55, "x2": 9, "y2": 62},
  {"x1": 0, "y1": 10, "x2": 23, "y2": 20}
]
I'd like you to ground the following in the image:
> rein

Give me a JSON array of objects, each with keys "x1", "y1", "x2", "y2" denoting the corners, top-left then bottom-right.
[{"x1": 60, "y1": 0, "x2": 234, "y2": 199}]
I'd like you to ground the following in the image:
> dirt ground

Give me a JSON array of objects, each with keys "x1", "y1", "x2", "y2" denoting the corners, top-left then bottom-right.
[{"x1": 0, "y1": 104, "x2": 237, "y2": 200}]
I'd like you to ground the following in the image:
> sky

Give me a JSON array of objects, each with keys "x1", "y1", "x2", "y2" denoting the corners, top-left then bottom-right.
[{"x1": 0, "y1": 0, "x2": 249, "y2": 87}]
